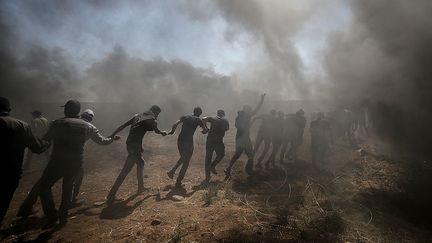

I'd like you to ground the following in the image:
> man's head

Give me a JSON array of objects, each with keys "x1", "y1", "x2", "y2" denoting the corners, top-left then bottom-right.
[
  {"x1": 270, "y1": 109, "x2": 277, "y2": 117},
  {"x1": 193, "y1": 106, "x2": 202, "y2": 117},
  {"x1": 217, "y1": 109, "x2": 225, "y2": 117},
  {"x1": 62, "y1": 99, "x2": 81, "y2": 117},
  {"x1": 31, "y1": 110, "x2": 42, "y2": 118},
  {"x1": 296, "y1": 109, "x2": 305, "y2": 116},
  {"x1": 0, "y1": 97, "x2": 11, "y2": 114},
  {"x1": 150, "y1": 105, "x2": 162, "y2": 118},
  {"x1": 81, "y1": 109, "x2": 95, "y2": 122}
]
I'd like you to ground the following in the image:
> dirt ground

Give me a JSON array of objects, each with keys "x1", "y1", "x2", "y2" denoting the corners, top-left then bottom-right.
[{"x1": 1, "y1": 128, "x2": 432, "y2": 242}]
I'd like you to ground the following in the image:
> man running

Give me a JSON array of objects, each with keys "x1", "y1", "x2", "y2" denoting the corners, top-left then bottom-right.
[
  {"x1": 38, "y1": 100, "x2": 118, "y2": 228},
  {"x1": 224, "y1": 93, "x2": 265, "y2": 180},
  {"x1": 107, "y1": 105, "x2": 167, "y2": 204},
  {"x1": 202, "y1": 109, "x2": 229, "y2": 183},
  {"x1": 0, "y1": 97, "x2": 48, "y2": 226},
  {"x1": 252, "y1": 109, "x2": 276, "y2": 168},
  {"x1": 167, "y1": 107, "x2": 208, "y2": 188}
]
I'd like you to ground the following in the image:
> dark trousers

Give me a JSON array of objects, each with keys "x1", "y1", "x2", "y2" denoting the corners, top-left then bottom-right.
[
  {"x1": 227, "y1": 137, "x2": 254, "y2": 174},
  {"x1": 72, "y1": 167, "x2": 84, "y2": 202},
  {"x1": 39, "y1": 165, "x2": 81, "y2": 221},
  {"x1": 107, "y1": 145, "x2": 144, "y2": 200},
  {"x1": 0, "y1": 176, "x2": 20, "y2": 226},
  {"x1": 18, "y1": 180, "x2": 41, "y2": 216},
  {"x1": 254, "y1": 132, "x2": 271, "y2": 165},
  {"x1": 267, "y1": 138, "x2": 283, "y2": 166},
  {"x1": 170, "y1": 140, "x2": 194, "y2": 184},
  {"x1": 204, "y1": 140, "x2": 225, "y2": 180}
]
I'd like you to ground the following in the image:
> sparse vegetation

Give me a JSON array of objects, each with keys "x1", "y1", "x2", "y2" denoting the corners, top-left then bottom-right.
[{"x1": 202, "y1": 184, "x2": 218, "y2": 206}]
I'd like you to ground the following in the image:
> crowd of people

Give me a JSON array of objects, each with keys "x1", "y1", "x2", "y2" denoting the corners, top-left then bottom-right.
[{"x1": 0, "y1": 95, "x2": 367, "y2": 230}]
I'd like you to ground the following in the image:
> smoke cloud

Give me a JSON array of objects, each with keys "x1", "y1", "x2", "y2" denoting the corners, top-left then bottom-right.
[{"x1": 324, "y1": 0, "x2": 432, "y2": 157}]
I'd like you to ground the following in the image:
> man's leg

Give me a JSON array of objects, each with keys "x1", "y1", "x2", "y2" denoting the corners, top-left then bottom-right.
[
  {"x1": 107, "y1": 155, "x2": 136, "y2": 202},
  {"x1": 204, "y1": 143, "x2": 215, "y2": 181},
  {"x1": 72, "y1": 167, "x2": 84, "y2": 203},
  {"x1": 253, "y1": 133, "x2": 264, "y2": 166},
  {"x1": 279, "y1": 139, "x2": 289, "y2": 163},
  {"x1": 58, "y1": 169, "x2": 79, "y2": 225},
  {"x1": 136, "y1": 157, "x2": 145, "y2": 193},
  {"x1": 225, "y1": 145, "x2": 243, "y2": 178},
  {"x1": 167, "y1": 142, "x2": 184, "y2": 178},
  {"x1": 266, "y1": 140, "x2": 281, "y2": 168},
  {"x1": 257, "y1": 137, "x2": 271, "y2": 165},
  {"x1": 17, "y1": 180, "x2": 41, "y2": 217},
  {"x1": 0, "y1": 177, "x2": 19, "y2": 226},
  {"x1": 175, "y1": 145, "x2": 193, "y2": 186},
  {"x1": 244, "y1": 139, "x2": 255, "y2": 175},
  {"x1": 211, "y1": 142, "x2": 225, "y2": 174},
  {"x1": 39, "y1": 167, "x2": 63, "y2": 226}
]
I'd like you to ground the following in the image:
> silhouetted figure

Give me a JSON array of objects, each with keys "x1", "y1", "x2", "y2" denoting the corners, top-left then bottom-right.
[
  {"x1": 17, "y1": 109, "x2": 97, "y2": 218},
  {"x1": 0, "y1": 97, "x2": 48, "y2": 226},
  {"x1": 224, "y1": 94, "x2": 265, "y2": 180},
  {"x1": 280, "y1": 113, "x2": 296, "y2": 164},
  {"x1": 107, "y1": 105, "x2": 166, "y2": 204},
  {"x1": 310, "y1": 112, "x2": 332, "y2": 167},
  {"x1": 266, "y1": 111, "x2": 285, "y2": 168},
  {"x1": 167, "y1": 107, "x2": 208, "y2": 187},
  {"x1": 287, "y1": 109, "x2": 306, "y2": 162},
  {"x1": 252, "y1": 109, "x2": 276, "y2": 168},
  {"x1": 38, "y1": 100, "x2": 118, "y2": 228},
  {"x1": 202, "y1": 110, "x2": 229, "y2": 183},
  {"x1": 23, "y1": 110, "x2": 49, "y2": 170}
]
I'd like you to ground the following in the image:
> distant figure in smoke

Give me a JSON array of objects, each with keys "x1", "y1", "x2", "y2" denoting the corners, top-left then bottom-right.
[
  {"x1": 280, "y1": 113, "x2": 296, "y2": 164},
  {"x1": 107, "y1": 105, "x2": 167, "y2": 204},
  {"x1": 266, "y1": 111, "x2": 285, "y2": 168},
  {"x1": 17, "y1": 109, "x2": 97, "y2": 218},
  {"x1": 310, "y1": 112, "x2": 333, "y2": 167},
  {"x1": 23, "y1": 110, "x2": 49, "y2": 170},
  {"x1": 252, "y1": 109, "x2": 276, "y2": 168},
  {"x1": 167, "y1": 107, "x2": 208, "y2": 188},
  {"x1": 287, "y1": 109, "x2": 306, "y2": 162},
  {"x1": 37, "y1": 100, "x2": 118, "y2": 228},
  {"x1": 202, "y1": 109, "x2": 229, "y2": 183},
  {"x1": 224, "y1": 93, "x2": 265, "y2": 180},
  {"x1": 0, "y1": 97, "x2": 48, "y2": 226}
]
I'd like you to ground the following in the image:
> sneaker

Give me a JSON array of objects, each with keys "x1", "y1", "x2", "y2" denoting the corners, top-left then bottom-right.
[{"x1": 167, "y1": 171, "x2": 174, "y2": 179}]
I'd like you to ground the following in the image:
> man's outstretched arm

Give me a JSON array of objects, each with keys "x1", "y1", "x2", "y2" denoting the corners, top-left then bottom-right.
[
  {"x1": 168, "y1": 120, "x2": 183, "y2": 135},
  {"x1": 252, "y1": 93, "x2": 266, "y2": 116},
  {"x1": 110, "y1": 117, "x2": 135, "y2": 137}
]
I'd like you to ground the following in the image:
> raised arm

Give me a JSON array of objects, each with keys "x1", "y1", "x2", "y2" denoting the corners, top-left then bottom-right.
[
  {"x1": 251, "y1": 93, "x2": 266, "y2": 116},
  {"x1": 110, "y1": 117, "x2": 135, "y2": 137}
]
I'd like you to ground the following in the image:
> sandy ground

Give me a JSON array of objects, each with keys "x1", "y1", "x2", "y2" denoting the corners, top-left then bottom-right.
[{"x1": 1, "y1": 128, "x2": 432, "y2": 242}]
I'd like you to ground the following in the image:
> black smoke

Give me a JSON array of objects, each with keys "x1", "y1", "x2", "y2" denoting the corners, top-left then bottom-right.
[{"x1": 324, "y1": 0, "x2": 432, "y2": 158}]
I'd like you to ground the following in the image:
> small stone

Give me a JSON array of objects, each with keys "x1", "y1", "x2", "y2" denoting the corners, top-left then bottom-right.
[
  {"x1": 172, "y1": 195, "x2": 185, "y2": 201},
  {"x1": 151, "y1": 219, "x2": 161, "y2": 226}
]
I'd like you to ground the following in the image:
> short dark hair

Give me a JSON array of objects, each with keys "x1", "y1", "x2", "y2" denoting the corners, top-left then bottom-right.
[
  {"x1": 217, "y1": 109, "x2": 225, "y2": 117},
  {"x1": 150, "y1": 105, "x2": 162, "y2": 114},
  {"x1": 0, "y1": 97, "x2": 11, "y2": 113},
  {"x1": 193, "y1": 106, "x2": 202, "y2": 116},
  {"x1": 63, "y1": 100, "x2": 81, "y2": 117}
]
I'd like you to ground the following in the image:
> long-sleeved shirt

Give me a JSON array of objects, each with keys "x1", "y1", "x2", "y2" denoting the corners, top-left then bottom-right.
[{"x1": 0, "y1": 114, "x2": 48, "y2": 177}]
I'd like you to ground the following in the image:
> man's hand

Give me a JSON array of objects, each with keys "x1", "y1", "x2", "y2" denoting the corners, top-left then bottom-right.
[
  {"x1": 168, "y1": 130, "x2": 175, "y2": 135},
  {"x1": 160, "y1": 131, "x2": 168, "y2": 136},
  {"x1": 201, "y1": 130, "x2": 208, "y2": 134},
  {"x1": 113, "y1": 135, "x2": 121, "y2": 140}
]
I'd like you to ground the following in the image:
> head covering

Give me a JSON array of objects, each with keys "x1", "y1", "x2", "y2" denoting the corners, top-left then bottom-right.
[
  {"x1": 32, "y1": 110, "x2": 42, "y2": 117},
  {"x1": 150, "y1": 105, "x2": 162, "y2": 114},
  {"x1": 217, "y1": 109, "x2": 225, "y2": 117}
]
